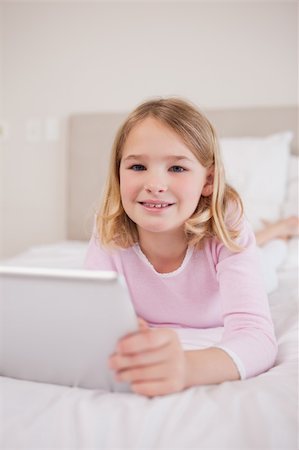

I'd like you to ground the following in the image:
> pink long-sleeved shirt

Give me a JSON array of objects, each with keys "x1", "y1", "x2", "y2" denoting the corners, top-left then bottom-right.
[{"x1": 84, "y1": 217, "x2": 277, "y2": 379}]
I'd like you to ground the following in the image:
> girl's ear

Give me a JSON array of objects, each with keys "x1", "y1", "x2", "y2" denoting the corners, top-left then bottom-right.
[{"x1": 201, "y1": 166, "x2": 214, "y2": 197}]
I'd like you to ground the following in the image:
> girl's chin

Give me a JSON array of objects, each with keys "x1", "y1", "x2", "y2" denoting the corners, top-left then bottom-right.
[
  {"x1": 138, "y1": 225, "x2": 170, "y2": 234},
  {"x1": 136, "y1": 222, "x2": 185, "y2": 235}
]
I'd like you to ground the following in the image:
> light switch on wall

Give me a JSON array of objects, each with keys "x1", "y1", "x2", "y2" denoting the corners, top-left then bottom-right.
[
  {"x1": 26, "y1": 119, "x2": 42, "y2": 142},
  {"x1": 0, "y1": 121, "x2": 10, "y2": 142},
  {"x1": 45, "y1": 118, "x2": 60, "y2": 142}
]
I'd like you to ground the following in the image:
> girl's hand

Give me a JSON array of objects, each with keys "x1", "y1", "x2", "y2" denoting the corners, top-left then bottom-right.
[{"x1": 108, "y1": 319, "x2": 187, "y2": 397}]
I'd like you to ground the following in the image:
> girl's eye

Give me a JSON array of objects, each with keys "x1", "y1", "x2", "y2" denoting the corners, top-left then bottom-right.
[
  {"x1": 129, "y1": 164, "x2": 146, "y2": 171},
  {"x1": 169, "y1": 166, "x2": 186, "y2": 173}
]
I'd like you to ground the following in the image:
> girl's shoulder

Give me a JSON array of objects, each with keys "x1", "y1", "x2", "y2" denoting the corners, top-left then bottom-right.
[
  {"x1": 203, "y1": 202, "x2": 255, "y2": 260},
  {"x1": 84, "y1": 229, "x2": 135, "y2": 270}
]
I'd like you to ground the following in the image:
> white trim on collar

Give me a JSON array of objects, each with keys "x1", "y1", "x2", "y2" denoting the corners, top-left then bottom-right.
[{"x1": 132, "y1": 244, "x2": 194, "y2": 278}]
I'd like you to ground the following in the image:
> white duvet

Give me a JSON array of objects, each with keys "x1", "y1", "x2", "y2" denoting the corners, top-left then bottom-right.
[{"x1": 1, "y1": 239, "x2": 298, "y2": 449}]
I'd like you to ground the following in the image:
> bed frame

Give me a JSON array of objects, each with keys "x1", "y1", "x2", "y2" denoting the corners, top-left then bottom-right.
[{"x1": 67, "y1": 106, "x2": 298, "y2": 241}]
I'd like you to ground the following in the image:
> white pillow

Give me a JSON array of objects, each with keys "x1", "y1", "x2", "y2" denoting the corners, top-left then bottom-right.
[
  {"x1": 219, "y1": 132, "x2": 293, "y2": 231},
  {"x1": 281, "y1": 155, "x2": 298, "y2": 218}
]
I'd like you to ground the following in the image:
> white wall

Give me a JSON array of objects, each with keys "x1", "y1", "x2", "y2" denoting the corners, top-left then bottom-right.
[
  {"x1": 1, "y1": 1, "x2": 297, "y2": 258},
  {"x1": 0, "y1": 3, "x2": 4, "y2": 258}
]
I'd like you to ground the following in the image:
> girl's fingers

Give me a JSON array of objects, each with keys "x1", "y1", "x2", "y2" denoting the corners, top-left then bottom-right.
[
  {"x1": 115, "y1": 360, "x2": 186, "y2": 394},
  {"x1": 137, "y1": 317, "x2": 149, "y2": 331},
  {"x1": 116, "y1": 361, "x2": 170, "y2": 383},
  {"x1": 109, "y1": 328, "x2": 186, "y2": 396},
  {"x1": 109, "y1": 342, "x2": 172, "y2": 371},
  {"x1": 132, "y1": 377, "x2": 185, "y2": 397},
  {"x1": 117, "y1": 328, "x2": 176, "y2": 355}
]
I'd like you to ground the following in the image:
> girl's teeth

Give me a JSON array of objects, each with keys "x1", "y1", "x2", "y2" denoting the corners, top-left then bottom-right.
[{"x1": 143, "y1": 203, "x2": 168, "y2": 208}]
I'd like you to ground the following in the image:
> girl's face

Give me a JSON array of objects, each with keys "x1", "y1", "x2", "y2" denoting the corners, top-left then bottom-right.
[{"x1": 119, "y1": 117, "x2": 213, "y2": 238}]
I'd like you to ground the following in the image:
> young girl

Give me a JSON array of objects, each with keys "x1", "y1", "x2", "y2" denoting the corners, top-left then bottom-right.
[{"x1": 84, "y1": 97, "x2": 278, "y2": 397}]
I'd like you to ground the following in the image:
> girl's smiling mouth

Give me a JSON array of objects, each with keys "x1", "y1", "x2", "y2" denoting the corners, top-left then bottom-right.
[{"x1": 138, "y1": 200, "x2": 175, "y2": 210}]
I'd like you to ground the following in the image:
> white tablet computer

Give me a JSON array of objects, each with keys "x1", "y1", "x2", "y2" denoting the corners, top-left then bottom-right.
[{"x1": 0, "y1": 266, "x2": 139, "y2": 392}]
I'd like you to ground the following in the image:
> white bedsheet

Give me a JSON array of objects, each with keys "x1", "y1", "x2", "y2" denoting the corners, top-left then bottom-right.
[{"x1": 1, "y1": 240, "x2": 298, "y2": 449}]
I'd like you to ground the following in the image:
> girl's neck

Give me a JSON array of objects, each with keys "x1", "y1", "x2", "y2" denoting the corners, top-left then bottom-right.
[{"x1": 137, "y1": 229, "x2": 188, "y2": 274}]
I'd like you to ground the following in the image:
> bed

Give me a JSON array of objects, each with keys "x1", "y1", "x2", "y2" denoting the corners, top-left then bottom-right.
[{"x1": 1, "y1": 106, "x2": 298, "y2": 450}]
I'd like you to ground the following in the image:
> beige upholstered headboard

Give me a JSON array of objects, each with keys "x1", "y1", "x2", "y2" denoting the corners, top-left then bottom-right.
[{"x1": 67, "y1": 106, "x2": 298, "y2": 241}]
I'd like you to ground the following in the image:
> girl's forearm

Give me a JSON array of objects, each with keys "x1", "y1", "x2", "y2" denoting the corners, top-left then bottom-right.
[{"x1": 184, "y1": 347, "x2": 240, "y2": 387}]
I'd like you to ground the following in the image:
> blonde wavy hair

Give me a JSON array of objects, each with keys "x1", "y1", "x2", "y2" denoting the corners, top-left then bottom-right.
[{"x1": 96, "y1": 97, "x2": 244, "y2": 252}]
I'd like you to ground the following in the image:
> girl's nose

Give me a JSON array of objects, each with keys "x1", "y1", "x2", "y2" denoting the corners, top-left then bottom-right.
[{"x1": 144, "y1": 183, "x2": 168, "y2": 194}]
